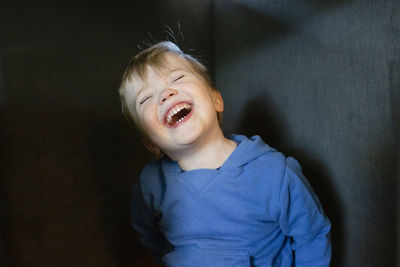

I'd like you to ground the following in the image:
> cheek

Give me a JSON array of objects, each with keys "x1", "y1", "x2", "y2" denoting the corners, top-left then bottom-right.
[
  {"x1": 141, "y1": 106, "x2": 160, "y2": 130},
  {"x1": 202, "y1": 93, "x2": 219, "y2": 111}
]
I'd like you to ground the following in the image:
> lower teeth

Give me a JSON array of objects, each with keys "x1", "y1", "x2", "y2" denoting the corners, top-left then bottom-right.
[{"x1": 176, "y1": 117, "x2": 185, "y2": 124}]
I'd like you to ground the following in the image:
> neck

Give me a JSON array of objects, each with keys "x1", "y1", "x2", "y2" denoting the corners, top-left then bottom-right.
[{"x1": 170, "y1": 132, "x2": 237, "y2": 171}]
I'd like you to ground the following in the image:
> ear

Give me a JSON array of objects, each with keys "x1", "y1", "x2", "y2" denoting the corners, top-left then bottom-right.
[
  {"x1": 141, "y1": 138, "x2": 163, "y2": 158},
  {"x1": 212, "y1": 90, "x2": 224, "y2": 112}
]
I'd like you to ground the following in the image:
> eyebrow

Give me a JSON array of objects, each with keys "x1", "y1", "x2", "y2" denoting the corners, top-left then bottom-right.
[
  {"x1": 134, "y1": 85, "x2": 146, "y2": 104},
  {"x1": 134, "y1": 67, "x2": 187, "y2": 99},
  {"x1": 136, "y1": 87, "x2": 149, "y2": 103},
  {"x1": 166, "y1": 67, "x2": 187, "y2": 75}
]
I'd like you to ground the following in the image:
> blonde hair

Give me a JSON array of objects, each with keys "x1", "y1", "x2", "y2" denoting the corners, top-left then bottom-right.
[{"x1": 118, "y1": 41, "x2": 222, "y2": 129}]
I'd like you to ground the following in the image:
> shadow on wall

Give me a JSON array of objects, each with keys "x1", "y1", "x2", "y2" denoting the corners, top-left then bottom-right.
[
  {"x1": 236, "y1": 97, "x2": 287, "y2": 150},
  {"x1": 86, "y1": 117, "x2": 156, "y2": 266},
  {"x1": 217, "y1": 1, "x2": 358, "y2": 265},
  {"x1": 216, "y1": 0, "x2": 352, "y2": 64},
  {"x1": 389, "y1": 60, "x2": 400, "y2": 153},
  {"x1": 215, "y1": 2, "x2": 292, "y2": 67},
  {"x1": 237, "y1": 97, "x2": 344, "y2": 266}
]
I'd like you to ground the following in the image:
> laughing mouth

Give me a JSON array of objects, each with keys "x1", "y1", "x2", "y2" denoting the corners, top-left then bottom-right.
[{"x1": 165, "y1": 103, "x2": 192, "y2": 126}]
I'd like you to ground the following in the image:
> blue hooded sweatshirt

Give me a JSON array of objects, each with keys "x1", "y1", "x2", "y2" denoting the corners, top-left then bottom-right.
[{"x1": 130, "y1": 135, "x2": 331, "y2": 266}]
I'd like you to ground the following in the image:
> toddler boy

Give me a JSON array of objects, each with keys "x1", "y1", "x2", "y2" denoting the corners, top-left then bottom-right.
[{"x1": 119, "y1": 41, "x2": 331, "y2": 266}]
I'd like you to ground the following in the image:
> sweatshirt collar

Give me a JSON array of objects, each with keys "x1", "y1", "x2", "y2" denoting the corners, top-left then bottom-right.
[{"x1": 161, "y1": 134, "x2": 275, "y2": 177}]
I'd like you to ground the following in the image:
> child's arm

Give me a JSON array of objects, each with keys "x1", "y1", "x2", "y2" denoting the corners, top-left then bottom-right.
[
  {"x1": 278, "y1": 157, "x2": 332, "y2": 266},
  {"x1": 130, "y1": 180, "x2": 171, "y2": 265}
]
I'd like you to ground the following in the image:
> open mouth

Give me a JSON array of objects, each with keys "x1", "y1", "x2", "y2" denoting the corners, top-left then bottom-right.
[{"x1": 165, "y1": 103, "x2": 192, "y2": 127}]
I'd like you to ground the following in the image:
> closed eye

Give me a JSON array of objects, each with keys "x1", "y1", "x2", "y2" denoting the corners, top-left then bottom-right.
[
  {"x1": 173, "y1": 75, "x2": 184, "y2": 82},
  {"x1": 139, "y1": 96, "x2": 151, "y2": 105}
]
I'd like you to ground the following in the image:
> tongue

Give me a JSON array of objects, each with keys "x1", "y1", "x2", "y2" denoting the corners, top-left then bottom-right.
[{"x1": 169, "y1": 108, "x2": 190, "y2": 125}]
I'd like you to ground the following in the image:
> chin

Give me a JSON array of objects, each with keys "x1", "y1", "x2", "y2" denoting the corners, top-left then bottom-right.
[{"x1": 174, "y1": 130, "x2": 200, "y2": 146}]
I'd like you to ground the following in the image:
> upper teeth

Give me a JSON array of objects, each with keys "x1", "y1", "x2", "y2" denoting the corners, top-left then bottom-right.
[{"x1": 166, "y1": 103, "x2": 191, "y2": 124}]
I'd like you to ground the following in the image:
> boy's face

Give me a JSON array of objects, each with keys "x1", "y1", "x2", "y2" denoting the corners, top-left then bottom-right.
[{"x1": 124, "y1": 53, "x2": 223, "y2": 155}]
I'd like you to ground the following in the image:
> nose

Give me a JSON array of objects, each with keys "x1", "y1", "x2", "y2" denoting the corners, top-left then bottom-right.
[{"x1": 159, "y1": 88, "x2": 178, "y2": 104}]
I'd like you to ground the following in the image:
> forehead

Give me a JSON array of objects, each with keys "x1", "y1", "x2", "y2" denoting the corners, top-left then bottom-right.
[{"x1": 128, "y1": 53, "x2": 192, "y2": 93}]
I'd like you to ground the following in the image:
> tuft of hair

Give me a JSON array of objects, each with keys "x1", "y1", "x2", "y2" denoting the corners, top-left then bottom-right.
[{"x1": 118, "y1": 40, "x2": 221, "y2": 129}]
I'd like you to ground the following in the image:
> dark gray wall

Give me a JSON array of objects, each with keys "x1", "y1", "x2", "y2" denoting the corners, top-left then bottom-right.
[
  {"x1": 214, "y1": 0, "x2": 399, "y2": 266},
  {"x1": 0, "y1": 0, "x2": 213, "y2": 266},
  {"x1": 1, "y1": 0, "x2": 398, "y2": 266}
]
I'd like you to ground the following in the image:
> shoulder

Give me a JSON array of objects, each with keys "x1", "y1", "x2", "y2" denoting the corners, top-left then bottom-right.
[
  {"x1": 242, "y1": 135, "x2": 287, "y2": 177},
  {"x1": 247, "y1": 142, "x2": 323, "y2": 217},
  {"x1": 130, "y1": 159, "x2": 168, "y2": 213},
  {"x1": 136, "y1": 159, "x2": 165, "y2": 197},
  {"x1": 140, "y1": 159, "x2": 163, "y2": 181},
  {"x1": 233, "y1": 135, "x2": 289, "y2": 192},
  {"x1": 242, "y1": 135, "x2": 303, "y2": 175},
  {"x1": 281, "y1": 156, "x2": 322, "y2": 206},
  {"x1": 241, "y1": 135, "x2": 308, "y2": 188}
]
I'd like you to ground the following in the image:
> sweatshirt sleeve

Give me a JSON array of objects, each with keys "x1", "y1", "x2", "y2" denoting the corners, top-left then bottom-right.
[
  {"x1": 278, "y1": 157, "x2": 331, "y2": 266},
  {"x1": 130, "y1": 177, "x2": 171, "y2": 265}
]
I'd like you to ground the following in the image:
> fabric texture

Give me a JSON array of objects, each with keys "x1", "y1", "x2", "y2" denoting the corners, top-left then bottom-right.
[{"x1": 130, "y1": 135, "x2": 331, "y2": 266}]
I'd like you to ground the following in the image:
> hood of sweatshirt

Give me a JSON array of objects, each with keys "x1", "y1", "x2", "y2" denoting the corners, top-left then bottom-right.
[
  {"x1": 160, "y1": 135, "x2": 276, "y2": 182},
  {"x1": 220, "y1": 134, "x2": 276, "y2": 170}
]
